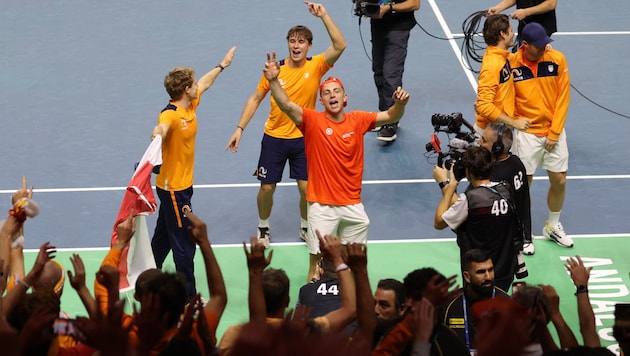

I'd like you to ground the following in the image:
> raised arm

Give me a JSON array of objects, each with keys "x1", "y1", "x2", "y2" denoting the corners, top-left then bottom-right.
[
  {"x1": 243, "y1": 237, "x2": 273, "y2": 322},
  {"x1": 305, "y1": 2, "x2": 346, "y2": 65},
  {"x1": 184, "y1": 207, "x2": 227, "y2": 319},
  {"x1": 197, "y1": 46, "x2": 237, "y2": 94},
  {"x1": 374, "y1": 87, "x2": 410, "y2": 127},
  {"x1": 317, "y1": 232, "x2": 356, "y2": 332},
  {"x1": 264, "y1": 51, "x2": 304, "y2": 126},
  {"x1": 346, "y1": 243, "x2": 374, "y2": 345},
  {"x1": 68, "y1": 253, "x2": 98, "y2": 319},
  {"x1": 433, "y1": 164, "x2": 459, "y2": 230},
  {"x1": 541, "y1": 284, "x2": 578, "y2": 349},
  {"x1": 565, "y1": 256, "x2": 599, "y2": 347}
]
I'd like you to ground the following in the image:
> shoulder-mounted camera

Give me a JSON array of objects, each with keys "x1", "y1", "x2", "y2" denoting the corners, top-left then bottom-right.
[
  {"x1": 353, "y1": 0, "x2": 380, "y2": 17},
  {"x1": 425, "y1": 112, "x2": 477, "y2": 181}
]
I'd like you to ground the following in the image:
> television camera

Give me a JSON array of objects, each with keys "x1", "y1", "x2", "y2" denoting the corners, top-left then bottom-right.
[
  {"x1": 352, "y1": 0, "x2": 380, "y2": 17},
  {"x1": 425, "y1": 112, "x2": 477, "y2": 181}
]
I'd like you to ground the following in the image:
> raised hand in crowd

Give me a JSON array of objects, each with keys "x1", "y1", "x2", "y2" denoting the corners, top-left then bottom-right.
[
  {"x1": 540, "y1": 284, "x2": 578, "y2": 349},
  {"x1": 68, "y1": 253, "x2": 97, "y2": 319},
  {"x1": 565, "y1": 256, "x2": 600, "y2": 347}
]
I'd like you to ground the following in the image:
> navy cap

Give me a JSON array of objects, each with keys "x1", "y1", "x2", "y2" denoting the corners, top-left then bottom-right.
[{"x1": 521, "y1": 22, "x2": 553, "y2": 48}]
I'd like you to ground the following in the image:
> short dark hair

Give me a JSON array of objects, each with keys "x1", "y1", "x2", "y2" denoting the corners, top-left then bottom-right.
[
  {"x1": 483, "y1": 14, "x2": 511, "y2": 46},
  {"x1": 287, "y1": 25, "x2": 313, "y2": 44},
  {"x1": 145, "y1": 272, "x2": 188, "y2": 327},
  {"x1": 403, "y1": 268, "x2": 444, "y2": 300},
  {"x1": 462, "y1": 249, "x2": 492, "y2": 272},
  {"x1": 377, "y1": 278, "x2": 406, "y2": 310},
  {"x1": 263, "y1": 268, "x2": 290, "y2": 315},
  {"x1": 463, "y1": 146, "x2": 494, "y2": 180}
]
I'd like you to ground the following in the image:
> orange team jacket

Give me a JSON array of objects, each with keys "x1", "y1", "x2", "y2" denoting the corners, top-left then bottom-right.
[
  {"x1": 95, "y1": 249, "x2": 219, "y2": 356},
  {"x1": 474, "y1": 45, "x2": 515, "y2": 129},
  {"x1": 299, "y1": 109, "x2": 377, "y2": 206},
  {"x1": 155, "y1": 89, "x2": 201, "y2": 191},
  {"x1": 509, "y1": 46, "x2": 570, "y2": 141},
  {"x1": 256, "y1": 54, "x2": 331, "y2": 139}
]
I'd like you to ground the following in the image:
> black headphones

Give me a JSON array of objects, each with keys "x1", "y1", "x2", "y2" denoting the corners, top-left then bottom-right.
[{"x1": 491, "y1": 123, "x2": 506, "y2": 155}]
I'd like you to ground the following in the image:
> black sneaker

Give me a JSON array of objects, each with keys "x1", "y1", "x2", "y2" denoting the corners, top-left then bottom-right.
[{"x1": 377, "y1": 124, "x2": 398, "y2": 142}]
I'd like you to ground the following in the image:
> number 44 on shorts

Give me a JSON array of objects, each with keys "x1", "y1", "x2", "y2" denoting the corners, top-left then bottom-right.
[{"x1": 316, "y1": 283, "x2": 339, "y2": 296}]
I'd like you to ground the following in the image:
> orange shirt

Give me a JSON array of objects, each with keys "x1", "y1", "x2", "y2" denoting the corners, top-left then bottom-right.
[
  {"x1": 475, "y1": 45, "x2": 515, "y2": 129},
  {"x1": 299, "y1": 109, "x2": 376, "y2": 205},
  {"x1": 155, "y1": 90, "x2": 201, "y2": 191},
  {"x1": 509, "y1": 46, "x2": 570, "y2": 141},
  {"x1": 256, "y1": 54, "x2": 331, "y2": 139}
]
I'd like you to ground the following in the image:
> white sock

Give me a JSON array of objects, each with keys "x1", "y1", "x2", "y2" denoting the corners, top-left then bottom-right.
[
  {"x1": 548, "y1": 211, "x2": 561, "y2": 226},
  {"x1": 258, "y1": 218, "x2": 270, "y2": 228}
]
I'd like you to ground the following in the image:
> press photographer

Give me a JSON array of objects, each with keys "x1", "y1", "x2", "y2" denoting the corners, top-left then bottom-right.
[{"x1": 433, "y1": 146, "x2": 525, "y2": 292}]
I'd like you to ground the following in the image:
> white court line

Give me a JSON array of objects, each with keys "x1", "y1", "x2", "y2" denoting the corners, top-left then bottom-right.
[
  {"x1": 1, "y1": 174, "x2": 629, "y2": 194},
  {"x1": 23, "y1": 233, "x2": 630, "y2": 252},
  {"x1": 426, "y1": 0, "x2": 478, "y2": 91}
]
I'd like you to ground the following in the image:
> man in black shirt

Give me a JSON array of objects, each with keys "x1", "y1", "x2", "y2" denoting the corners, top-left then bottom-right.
[
  {"x1": 442, "y1": 249, "x2": 510, "y2": 353},
  {"x1": 478, "y1": 122, "x2": 534, "y2": 254}
]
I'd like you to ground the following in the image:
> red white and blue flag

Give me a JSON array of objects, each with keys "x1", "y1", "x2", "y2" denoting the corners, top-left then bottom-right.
[{"x1": 110, "y1": 136, "x2": 162, "y2": 291}]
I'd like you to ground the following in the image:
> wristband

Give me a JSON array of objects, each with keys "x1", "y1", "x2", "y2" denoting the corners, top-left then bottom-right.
[
  {"x1": 438, "y1": 180, "x2": 450, "y2": 189},
  {"x1": 17, "y1": 278, "x2": 30, "y2": 289},
  {"x1": 215, "y1": 64, "x2": 225, "y2": 72},
  {"x1": 335, "y1": 263, "x2": 350, "y2": 272},
  {"x1": 575, "y1": 285, "x2": 588, "y2": 295},
  {"x1": 389, "y1": 3, "x2": 394, "y2": 12},
  {"x1": 237, "y1": 125, "x2": 245, "y2": 132}
]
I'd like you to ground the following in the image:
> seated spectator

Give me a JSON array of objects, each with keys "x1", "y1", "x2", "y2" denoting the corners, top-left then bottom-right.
[
  {"x1": 442, "y1": 249, "x2": 509, "y2": 352},
  {"x1": 373, "y1": 267, "x2": 468, "y2": 356},
  {"x1": 220, "y1": 233, "x2": 356, "y2": 355},
  {"x1": 373, "y1": 278, "x2": 407, "y2": 348}
]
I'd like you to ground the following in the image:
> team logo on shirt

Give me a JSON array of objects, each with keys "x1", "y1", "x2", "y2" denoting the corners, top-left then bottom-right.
[
  {"x1": 181, "y1": 119, "x2": 188, "y2": 130},
  {"x1": 279, "y1": 79, "x2": 286, "y2": 88},
  {"x1": 548, "y1": 65, "x2": 555, "y2": 73},
  {"x1": 326, "y1": 128, "x2": 333, "y2": 135},
  {"x1": 305, "y1": 73, "x2": 310, "y2": 78}
]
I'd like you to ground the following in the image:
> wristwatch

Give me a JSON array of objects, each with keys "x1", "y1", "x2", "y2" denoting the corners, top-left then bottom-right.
[
  {"x1": 575, "y1": 285, "x2": 588, "y2": 295},
  {"x1": 438, "y1": 180, "x2": 450, "y2": 189}
]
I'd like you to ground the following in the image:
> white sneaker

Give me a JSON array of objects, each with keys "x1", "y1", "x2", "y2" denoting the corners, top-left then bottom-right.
[
  {"x1": 543, "y1": 221, "x2": 574, "y2": 248},
  {"x1": 300, "y1": 227, "x2": 308, "y2": 242},
  {"x1": 257, "y1": 227, "x2": 270, "y2": 248},
  {"x1": 522, "y1": 242, "x2": 535, "y2": 255}
]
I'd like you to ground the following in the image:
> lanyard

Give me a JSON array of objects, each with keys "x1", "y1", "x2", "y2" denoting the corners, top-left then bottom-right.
[{"x1": 461, "y1": 288, "x2": 495, "y2": 348}]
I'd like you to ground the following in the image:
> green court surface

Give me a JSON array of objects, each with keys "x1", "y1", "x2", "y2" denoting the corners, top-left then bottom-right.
[{"x1": 25, "y1": 235, "x2": 630, "y2": 352}]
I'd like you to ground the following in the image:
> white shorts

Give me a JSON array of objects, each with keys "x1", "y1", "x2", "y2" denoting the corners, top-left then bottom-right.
[
  {"x1": 306, "y1": 202, "x2": 370, "y2": 255},
  {"x1": 512, "y1": 129, "x2": 569, "y2": 175}
]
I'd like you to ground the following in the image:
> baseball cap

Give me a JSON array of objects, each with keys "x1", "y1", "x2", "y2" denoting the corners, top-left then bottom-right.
[{"x1": 521, "y1": 22, "x2": 553, "y2": 48}]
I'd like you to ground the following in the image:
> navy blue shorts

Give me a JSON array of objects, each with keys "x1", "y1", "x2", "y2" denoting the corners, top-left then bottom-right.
[{"x1": 255, "y1": 133, "x2": 307, "y2": 183}]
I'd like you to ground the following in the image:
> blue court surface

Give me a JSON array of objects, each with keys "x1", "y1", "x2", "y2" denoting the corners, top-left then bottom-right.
[{"x1": 2, "y1": 0, "x2": 630, "y2": 351}]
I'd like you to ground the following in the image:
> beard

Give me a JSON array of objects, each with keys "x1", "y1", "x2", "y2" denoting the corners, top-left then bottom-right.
[{"x1": 470, "y1": 281, "x2": 494, "y2": 298}]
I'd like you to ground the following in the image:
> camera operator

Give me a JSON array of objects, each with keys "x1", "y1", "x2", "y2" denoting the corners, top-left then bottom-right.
[
  {"x1": 433, "y1": 146, "x2": 520, "y2": 291},
  {"x1": 479, "y1": 122, "x2": 534, "y2": 255},
  {"x1": 362, "y1": 0, "x2": 419, "y2": 142}
]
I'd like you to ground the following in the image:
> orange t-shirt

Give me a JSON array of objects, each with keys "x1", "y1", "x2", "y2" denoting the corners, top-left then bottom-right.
[{"x1": 299, "y1": 109, "x2": 376, "y2": 205}]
